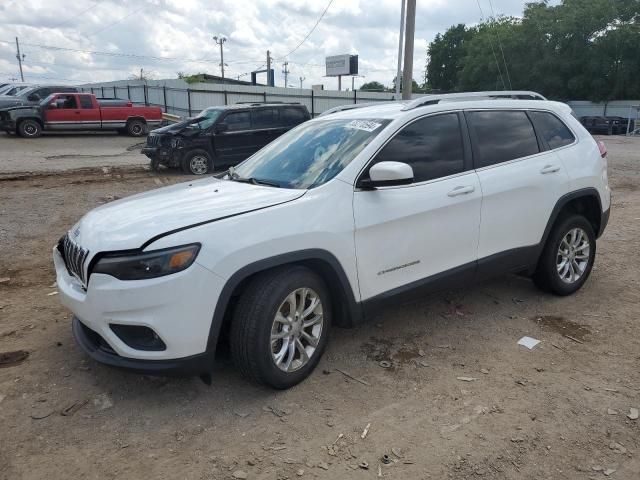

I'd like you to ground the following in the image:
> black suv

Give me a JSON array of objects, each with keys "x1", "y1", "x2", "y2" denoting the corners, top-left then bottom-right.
[{"x1": 142, "y1": 103, "x2": 311, "y2": 175}]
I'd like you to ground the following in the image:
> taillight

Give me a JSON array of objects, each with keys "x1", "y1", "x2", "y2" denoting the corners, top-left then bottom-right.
[{"x1": 597, "y1": 140, "x2": 607, "y2": 158}]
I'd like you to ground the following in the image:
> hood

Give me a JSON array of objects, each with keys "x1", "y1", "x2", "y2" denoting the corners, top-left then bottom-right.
[
  {"x1": 0, "y1": 105, "x2": 38, "y2": 114},
  {"x1": 0, "y1": 97, "x2": 24, "y2": 109},
  {"x1": 150, "y1": 118, "x2": 199, "y2": 135},
  {"x1": 71, "y1": 177, "x2": 306, "y2": 253}
]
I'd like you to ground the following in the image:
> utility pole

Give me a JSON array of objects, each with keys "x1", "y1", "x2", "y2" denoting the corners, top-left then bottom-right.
[
  {"x1": 282, "y1": 62, "x2": 289, "y2": 88},
  {"x1": 401, "y1": 0, "x2": 416, "y2": 100},
  {"x1": 266, "y1": 50, "x2": 272, "y2": 86},
  {"x1": 213, "y1": 35, "x2": 227, "y2": 83},
  {"x1": 299, "y1": 76, "x2": 305, "y2": 89},
  {"x1": 15, "y1": 37, "x2": 25, "y2": 82},
  {"x1": 395, "y1": 0, "x2": 406, "y2": 98}
]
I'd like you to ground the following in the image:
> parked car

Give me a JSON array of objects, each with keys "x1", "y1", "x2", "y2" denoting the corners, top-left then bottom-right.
[
  {"x1": 0, "y1": 92, "x2": 163, "y2": 137},
  {"x1": 0, "y1": 85, "x2": 78, "y2": 109},
  {"x1": 580, "y1": 115, "x2": 629, "y2": 135},
  {"x1": 54, "y1": 91, "x2": 610, "y2": 389},
  {"x1": 0, "y1": 82, "x2": 33, "y2": 96},
  {"x1": 142, "y1": 102, "x2": 311, "y2": 175}
]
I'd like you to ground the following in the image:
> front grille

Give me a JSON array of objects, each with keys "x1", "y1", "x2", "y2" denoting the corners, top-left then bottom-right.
[
  {"x1": 61, "y1": 234, "x2": 90, "y2": 286},
  {"x1": 146, "y1": 134, "x2": 161, "y2": 146}
]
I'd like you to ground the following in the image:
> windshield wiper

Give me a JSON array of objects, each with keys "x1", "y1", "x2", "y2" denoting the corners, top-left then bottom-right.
[{"x1": 227, "y1": 167, "x2": 281, "y2": 187}]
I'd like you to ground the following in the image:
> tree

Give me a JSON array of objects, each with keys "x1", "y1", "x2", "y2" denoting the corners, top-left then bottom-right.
[
  {"x1": 426, "y1": 24, "x2": 475, "y2": 92},
  {"x1": 424, "y1": 0, "x2": 640, "y2": 101},
  {"x1": 359, "y1": 81, "x2": 386, "y2": 91}
]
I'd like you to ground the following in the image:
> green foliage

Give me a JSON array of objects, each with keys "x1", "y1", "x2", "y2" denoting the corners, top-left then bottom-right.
[
  {"x1": 359, "y1": 81, "x2": 386, "y2": 91},
  {"x1": 425, "y1": 0, "x2": 640, "y2": 101}
]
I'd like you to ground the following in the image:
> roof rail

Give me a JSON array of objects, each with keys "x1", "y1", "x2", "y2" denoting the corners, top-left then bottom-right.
[
  {"x1": 401, "y1": 91, "x2": 547, "y2": 111},
  {"x1": 235, "y1": 101, "x2": 301, "y2": 105},
  {"x1": 318, "y1": 101, "x2": 401, "y2": 117}
]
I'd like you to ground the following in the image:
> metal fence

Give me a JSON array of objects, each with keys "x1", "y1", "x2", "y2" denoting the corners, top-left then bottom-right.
[
  {"x1": 80, "y1": 79, "x2": 640, "y2": 130},
  {"x1": 79, "y1": 79, "x2": 401, "y2": 118}
]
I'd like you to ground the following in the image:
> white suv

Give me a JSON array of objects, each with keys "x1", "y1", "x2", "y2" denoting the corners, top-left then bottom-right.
[{"x1": 54, "y1": 91, "x2": 611, "y2": 389}]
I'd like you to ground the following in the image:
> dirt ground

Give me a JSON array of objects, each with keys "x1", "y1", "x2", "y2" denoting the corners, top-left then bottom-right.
[{"x1": 0, "y1": 134, "x2": 639, "y2": 480}]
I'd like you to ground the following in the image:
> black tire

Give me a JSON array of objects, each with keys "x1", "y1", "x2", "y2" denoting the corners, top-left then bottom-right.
[
  {"x1": 126, "y1": 119, "x2": 146, "y2": 137},
  {"x1": 181, "y1": 149, "x2": 213, "y2": 175},
  {"x1": 230, "y1": 266, "x2": 332, "y2": 389},
  {"x1": 149, "y1": 157, "x2": 161, "y2": 172},
  {"x1": 533, "y1": 214, "x2": 596, "y2": 296},
  {"x1": 17, "y1": 119, "x2": 42, "y2": 138}
]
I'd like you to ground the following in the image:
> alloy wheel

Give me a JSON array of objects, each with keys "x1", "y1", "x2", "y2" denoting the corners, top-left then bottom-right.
[
  {"x1": 556, "y1": 227, "x2": 590, "y2": 284},
  {"x1": 270, "y1": 287, "x2": 324, "y2": 372},
  {"x1": 189, "y1": 155, "x2": 209, "y2": 175}
]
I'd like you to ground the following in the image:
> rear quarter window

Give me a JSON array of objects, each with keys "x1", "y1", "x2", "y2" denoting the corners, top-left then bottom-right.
[
  {"x1": 466, "y1": 110, "x2": 540, "y2": 167},
  {"x1": 528, "y1": 111, "x2": 575, "y2": 150}
]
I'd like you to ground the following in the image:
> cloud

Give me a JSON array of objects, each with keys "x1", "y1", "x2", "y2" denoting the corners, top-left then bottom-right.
[{"x1": 0, "y1": 0, "x2": 538, "y2": 88}]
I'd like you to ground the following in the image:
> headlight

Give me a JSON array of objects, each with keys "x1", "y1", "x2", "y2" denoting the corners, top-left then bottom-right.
[
  {"x1": 170, "y1": 137, "x2": 183, "y2": 148},
  {"x1": 93, "y1": 244, "x2": 200, "y2": 280}
]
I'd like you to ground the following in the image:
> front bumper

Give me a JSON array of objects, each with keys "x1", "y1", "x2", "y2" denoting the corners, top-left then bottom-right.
[
  {"x1": 54, "y1": 247, "x2": 224, "y2": 369},
  {"x1": 0, "y1": 118, "x2": 16, "y2": 132},
  {"x1": 141, "y1": 146, "x2": 183, "y2": 167},
  {"x1": 72, "y1": 317, "x2": 213, "y2": 375}
]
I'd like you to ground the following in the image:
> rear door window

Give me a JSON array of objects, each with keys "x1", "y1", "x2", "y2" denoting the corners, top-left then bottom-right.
[
  {"x1": 280, "y1": 107, "x2": 307, "y2": 126},
  {"x1": 223, "y1": 111, "x2": 251, "y2": 131},
  {"x1": 251, "y1": 108, "x2": 278, "y2": 129},
  {"x1": 369, "y1": 113, "x2": 465, "y2": 183},
  {"x1": 79, "y1": 95, "x2": 94, "y2": 109},
  {"x1": 466, "y1": 110, "x2": 540, "y2": 167},
  {"x1": 528, "y1": 111, "x2": 575, "y2": 149}
]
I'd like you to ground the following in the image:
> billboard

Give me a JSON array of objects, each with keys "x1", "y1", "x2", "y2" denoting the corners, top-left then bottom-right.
[{"x1": 326, "y1": 54, "x2": 358, "y2": 77}]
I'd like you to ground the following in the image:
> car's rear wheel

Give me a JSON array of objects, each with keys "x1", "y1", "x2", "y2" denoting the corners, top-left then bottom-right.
[
  {"x1": 230, "y1": 266, "x2": 331, "y2": 389},
  {"x1": 533, "y1": 214, "x2": 596, "y2": 295},
  {"x1": 18, "y1": 119, "x2": 42, "y2": 138},
  {"x1": 126, "y1": 119, "x2": 146, "y2": 136},
  {"x1": 182, "y1": 149, "x2": 213, "y2": 175}
]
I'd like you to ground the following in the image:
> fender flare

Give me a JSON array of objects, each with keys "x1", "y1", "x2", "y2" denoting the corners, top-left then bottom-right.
[
  {"x1": 539, "y1": 187, "x2": 604, "y2": 250},
  {"x1": 205, "y1": 249, "x2": 363, "y2": 353}
]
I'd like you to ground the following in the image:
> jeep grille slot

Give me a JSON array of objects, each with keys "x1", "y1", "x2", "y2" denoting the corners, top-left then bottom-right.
[
  {"x1": 146, "y1": 134, "x2": 161, "y2": 146},
  {"x1": 62, "y1": 234, "x2": 90, "y2": 286}
]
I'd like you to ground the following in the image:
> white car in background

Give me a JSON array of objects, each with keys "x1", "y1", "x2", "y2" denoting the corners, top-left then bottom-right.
[{"x1": 53, "y1": 91, "x2": 611, "y2": 389}]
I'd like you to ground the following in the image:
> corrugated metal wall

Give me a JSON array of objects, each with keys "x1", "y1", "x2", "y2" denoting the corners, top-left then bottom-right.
[
  {"x1": 80, "y1": 79, "x2": 640, "y2": 123},
  {"x1": 79, "y1": 79, "x2": 403, "y2": 117}
]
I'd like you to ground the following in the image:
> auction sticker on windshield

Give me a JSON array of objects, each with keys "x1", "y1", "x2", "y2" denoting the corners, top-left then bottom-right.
[{"x1": 345, "y1": 120, "x2": 383, "y2": 132}]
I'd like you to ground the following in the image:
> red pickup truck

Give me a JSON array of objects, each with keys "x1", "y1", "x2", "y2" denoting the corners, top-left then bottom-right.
[{"x1": 0, "y1": 92, "x2": 163, "y2": 138}]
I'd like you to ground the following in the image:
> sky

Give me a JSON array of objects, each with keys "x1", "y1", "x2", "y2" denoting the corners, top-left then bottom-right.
[{"x1": 0, "y1": 0, "x2": 544, "y2": 89}]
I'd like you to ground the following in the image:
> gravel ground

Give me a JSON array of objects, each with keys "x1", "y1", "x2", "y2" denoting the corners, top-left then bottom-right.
[
  {"x1": 0, "y1": 132, "x2": 148, "y2": 174},
  {"x1": 0, "y1": 135, "x2": 638, "y2": 480}
]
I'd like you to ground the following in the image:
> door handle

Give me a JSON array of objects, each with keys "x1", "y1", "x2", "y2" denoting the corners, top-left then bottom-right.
[
  {"x1": 75, "y1": 111, "x2": 81, "y2": 114},
  {"x1": 447, "y1": 185, "x2": 475, "y2": 197},
  {"x1": 540, "y1": 164, "x2": 560, "y2": 174}
]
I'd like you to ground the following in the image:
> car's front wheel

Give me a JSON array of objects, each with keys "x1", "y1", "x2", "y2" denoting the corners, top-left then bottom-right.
[
  {"x1": 533, "y1": 214, "x2": 596, "y2": 295},
  {"x1": 230, "y1": 266, "x2": 331, "y2": 389},
  {"x1": 182, "y1": 149, "x2": 213, "y2": 175},
  {"x1": 18, "y1": 119, "x2": 42, "y2": 138}
]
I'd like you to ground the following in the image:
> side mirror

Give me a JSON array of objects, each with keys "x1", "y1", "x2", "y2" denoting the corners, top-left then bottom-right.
[
  {"x1": 215, "y1": 123, "x2": 228, "y2": 133},
  {"x1": 360, "y1": 161, "x2": 414, "y2": 189},
  {"x1": 48, "y1": 101, "x2": 58, "y2": 109},
  {"x1": 28, "y1": 94, "x2": 41, "y2": 102}
]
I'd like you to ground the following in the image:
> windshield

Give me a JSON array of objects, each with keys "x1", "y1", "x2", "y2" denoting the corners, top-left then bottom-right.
[
  {"x1": 231, "y1": 118, "x2": 391, "y2": 189},
  {"x1": 192, "y1": 108, "x2": 223, "y2": 129},
  {"x1": 2, "y1": 86, "x2": 28, "y2": 96}
]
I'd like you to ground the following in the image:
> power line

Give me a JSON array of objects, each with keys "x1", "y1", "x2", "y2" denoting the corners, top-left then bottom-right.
[
  {"x1": 487, "y1": 0, "x2": 513, "y2": 90},
  {"x1": 87, "y1": 5, "x2": 148, "y2": 37},
  {"x1": 475, "y1": 0, "x2": 506, "y2": 90},
  {"x1": 278, "y1": 0, "x2": 334, "y2": 59},
  {"x1": 48, "y1": 1, "x2": 103, "y2": 30},
  {"x1": 0, "y1": 39, "x2": 263, "y2": 66}
]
